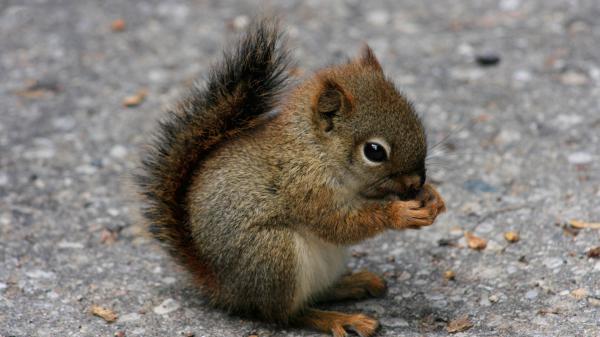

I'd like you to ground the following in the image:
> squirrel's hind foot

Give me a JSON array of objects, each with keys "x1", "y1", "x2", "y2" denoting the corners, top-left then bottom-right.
[
  {"x1": 317, "y1": 270, "x2": 387, "y2": 303},
  {"x1": 294, "y1": 308, "x2": 379, "y2": 337}
]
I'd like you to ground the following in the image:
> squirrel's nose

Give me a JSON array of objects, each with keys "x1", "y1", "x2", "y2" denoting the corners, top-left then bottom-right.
[
  {"x1": 402, "y1": 174, "x2": 422, "y2": 191},
  {"x1": 390, "y1": 174, "x2": 423, "y2": 199}
]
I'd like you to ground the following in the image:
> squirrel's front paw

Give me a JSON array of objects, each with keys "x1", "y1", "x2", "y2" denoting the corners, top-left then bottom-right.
[
  {"x1": 389, "y1": 184, "x2": 445, "y2": 229},
  {"x1": 421, "y1": 183, "x2": 446, "y2": 215},
  {"x1": 389, "y1": 199, "x2": 436, "y2": 229}
]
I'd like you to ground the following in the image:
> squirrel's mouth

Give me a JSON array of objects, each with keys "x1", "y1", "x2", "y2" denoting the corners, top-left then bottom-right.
[
  {"x1": 360, "y1": 185, "x2": 422, "y2": 201},
  {"x1": 360, "y1": 174, "x2": 424, "y2": 200}
]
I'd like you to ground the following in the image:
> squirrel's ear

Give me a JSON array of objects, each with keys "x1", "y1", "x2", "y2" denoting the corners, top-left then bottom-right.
[
  {"x1": 358, "y1": 44, "x2": 382, "y2": 72},
  {"x1": 313, "y1": 78, "x2": 351, "y2": 132}
]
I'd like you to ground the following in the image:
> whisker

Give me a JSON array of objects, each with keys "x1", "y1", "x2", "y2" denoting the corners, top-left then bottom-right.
[
  {"x1": 427, "y1": 117, "x2": 479, "y2": 155},
  {"x1": 363, "y1": 175, "x2": 391, "y2": 194}
]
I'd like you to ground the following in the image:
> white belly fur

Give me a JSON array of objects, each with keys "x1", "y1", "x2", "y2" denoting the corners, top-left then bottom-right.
[{"x1": 292, "y1": 230, "x2": 348, "y2": 311}]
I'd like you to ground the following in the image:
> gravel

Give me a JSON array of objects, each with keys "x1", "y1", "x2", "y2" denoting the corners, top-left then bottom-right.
[{"x1": 1, "y1": 0, "x2": 599, "y2": 336}]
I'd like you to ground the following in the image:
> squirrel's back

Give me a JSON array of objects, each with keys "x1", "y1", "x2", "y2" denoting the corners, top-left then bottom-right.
[{"x1": 135, "y1": 20, "x2": 289, "y2": 290}]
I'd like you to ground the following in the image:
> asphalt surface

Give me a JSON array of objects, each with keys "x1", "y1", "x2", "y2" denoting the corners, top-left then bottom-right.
[{"x1": 1, "y1": 1, "x2": 599, "y2": 336}]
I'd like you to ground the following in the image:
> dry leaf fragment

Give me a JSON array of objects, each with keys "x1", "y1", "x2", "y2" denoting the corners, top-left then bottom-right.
[
  {"x1": 91, "y1": 305, "x2": 118, "y2": 322},
  {"x1": 111, "y1": 19, "x2": 126, "y2": 32},
  {"x1": 569, "y1": 219, "x2": 600, "y2": 229},
  {"x1": 443, "y1": 270, "x2": 456, "y2": 281},
  {"x1": 587, "y1": 246, "x2": 600, "y2": 258},
  {"x1": 562, "y1": 223, "x2": 580, "y2": 237},
  {"x1": 504, "y1": 231, "x2": 520, "y2": 243},
  {"x1": 16, "y1": 79, "x2": 62, "y2": 98},
  {"x1": 100, "y1": 229, "x2": 118, "y2": 244},
  {"x1": 122, "y1": 89, "x2": 147, "y2": 107},
  {"x1": 571, "y1": 288, "x2": 588, "y2": 300},
  {"x1": 447, "y1": 315, "x2": 473, "y2": 333},
  {"x1": 465, "y1": 232, "x2": 487, "y2": 250},
  {"x1": 351, "y1": 250, "x2": 367, "y2": 258},
  {"x1": 538, "y1": 307, "x2": 560, "y2": 315}
]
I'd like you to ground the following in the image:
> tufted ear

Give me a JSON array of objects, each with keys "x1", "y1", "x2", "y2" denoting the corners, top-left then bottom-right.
[
  {"x1": 312, "y1": 78, "x2": 351, "y2": 133},
  {"x1": 358, "y1": 44, "x2": 382, "y2": 72}
]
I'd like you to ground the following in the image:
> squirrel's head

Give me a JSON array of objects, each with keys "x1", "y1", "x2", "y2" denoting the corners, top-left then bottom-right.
[{"x1": 310, "y1": 46, "x2": 427, "y2": 200}]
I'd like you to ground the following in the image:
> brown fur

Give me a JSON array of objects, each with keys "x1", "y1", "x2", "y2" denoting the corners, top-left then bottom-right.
[
  {"x1": 294, "y1": 309, "x2": 380, "y2": 337},
  {"x1": 317, "y1": 271, "x2": 388, "y2": 302},
  {"x1": 136, "y1": 19, "x2": 445, "y2": 335}
]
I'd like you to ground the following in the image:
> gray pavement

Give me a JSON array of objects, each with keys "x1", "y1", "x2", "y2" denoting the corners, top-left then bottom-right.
[{"x1": 1, "y1": 0, "x2": 599, "y2": 336}]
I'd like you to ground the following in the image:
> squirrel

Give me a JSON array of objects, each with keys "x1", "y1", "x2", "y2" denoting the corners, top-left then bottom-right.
[{"x1": 136, "y1": 19, "x2": 446, "y2": 337}]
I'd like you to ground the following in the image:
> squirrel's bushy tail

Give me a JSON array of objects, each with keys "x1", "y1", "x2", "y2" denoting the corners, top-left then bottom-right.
[{"x1": 135, "y1": 20, "x2": 288, "y2": 284}]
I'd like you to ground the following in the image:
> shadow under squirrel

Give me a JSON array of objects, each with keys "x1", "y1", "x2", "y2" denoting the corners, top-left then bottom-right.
[{"x1": 136, "y1": 19, "x2": 446, "y2": 337}]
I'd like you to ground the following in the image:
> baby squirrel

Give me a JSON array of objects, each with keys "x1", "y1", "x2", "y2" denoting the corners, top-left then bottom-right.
[{"x1": 136, "y1": 19, "x2": 445, "y2": 337}]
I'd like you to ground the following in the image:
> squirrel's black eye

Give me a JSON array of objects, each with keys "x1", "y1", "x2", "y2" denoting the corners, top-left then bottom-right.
[{"x1": 363, "y1": 142, "x2": 388, "y2": 163}]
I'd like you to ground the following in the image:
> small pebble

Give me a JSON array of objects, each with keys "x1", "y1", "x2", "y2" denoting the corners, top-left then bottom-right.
[
  {"x1": 494, "y1": 129, "x2": 521, "y2": 146},
  {"x1": 162, "y1": 277, "x2": 177, "y2": 284},
  {"x1": 366, "y1": 10, "x2": 390, "y2": 26},
  {"x1": 554, "y1": 114, "x2": 583, "y2": 128},
  {"x1": 53, "y1": 116, "x2": 76, "y2": 131},
  {"x1": 443, "y1": 270, "x2": 456, "y2": 281},
  {"x1": 450, "y1": 68, "x2": 484, "y2": 81},
  {"x1": 153, "y1": 298, "x2": 180, "y2": 315},
  {"x1": 380, "y1": 317, "x2": 409, "y2": 328},
  {"x1": 479, "y1": 295, "x2": 491, "y2": 307},
  {"x1": 360, "y1": 303, "x2": 385, "y2": 315},
  {"x1": 525, "y1": 289, "x2": 539, "y2": 300},
  {"x1": 476, "y1": 53, "x2": 501, "y2": 66},
  {"x1": 351, "y1": 250, "x2": 367, "y2": 258},
  {"x1": 111, "y1": 19, "x2": 126, "y2": 32},
  {"x1": 513, "y1": 70, "x2": 532, "y2": 82},
  {"x1": 457, "y1": 43, "x2": 474, "y2": 57},
  {"x1": 26, "y1": 269, "x2": 55, "y2": 279},
  {"x1": 587, "y1": 247, "x2": 600, "y2": 258},
  {"x1": 110, "y1": 145, "x2": 128, "y2": 159},
  {"x1": 76, "y1": 164, "x2": 97, "y2": 175},
  {"x1": 463, "y1": 179, "x2": 497, "y2": 193},
  {"x1": 396, "y1": 271, "x2": 411, "y2": 281},
  {"x1": 567, "y1": 152, "x2": 592, "y2": 165},
  {"x1": 231, "y1": 15, "x2": 249, "y2": 30},
  {"x1": 588, "y1": 297, "x2": 600, "y2": 307},
  {"x1": 131, "y1": 328, "x2": 146, "y2": 335},
  {"x1": 489, "y1": 294, "x2": 499, "y2": 303},
  {"x1": 542, "y1": 257, "x2": 563, "y2": 269},
  {"x1": 465, "y1": 231, "x2": 487, "y2": 250},
  {"x1": 485, "y1": 240, "x2": 503, "y2": 252},
  {"x1": 119, "y1": 312, "x2": 142, "y2": 322},
  {"x1": 122, "y1": 89, "x2": 147, "y2": 107},
  {"x1": 571, "y1": 288, "x2": 587, "y2": 300},
  {"x1": 107, "y1": 208, "x2": 120, "y2": 217},
  {"x1": 560, "y1": 71, "x2": 588, "y2": 86},
  {"x1": 58, "y1": 241, "x2": 84, "y2": 249},
  {"x1": 499, "y1": 0, "x2": 521, "y2": 11},
  {"x1": 504, "y1": 231, "x2": 520, "y2": 243}
]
